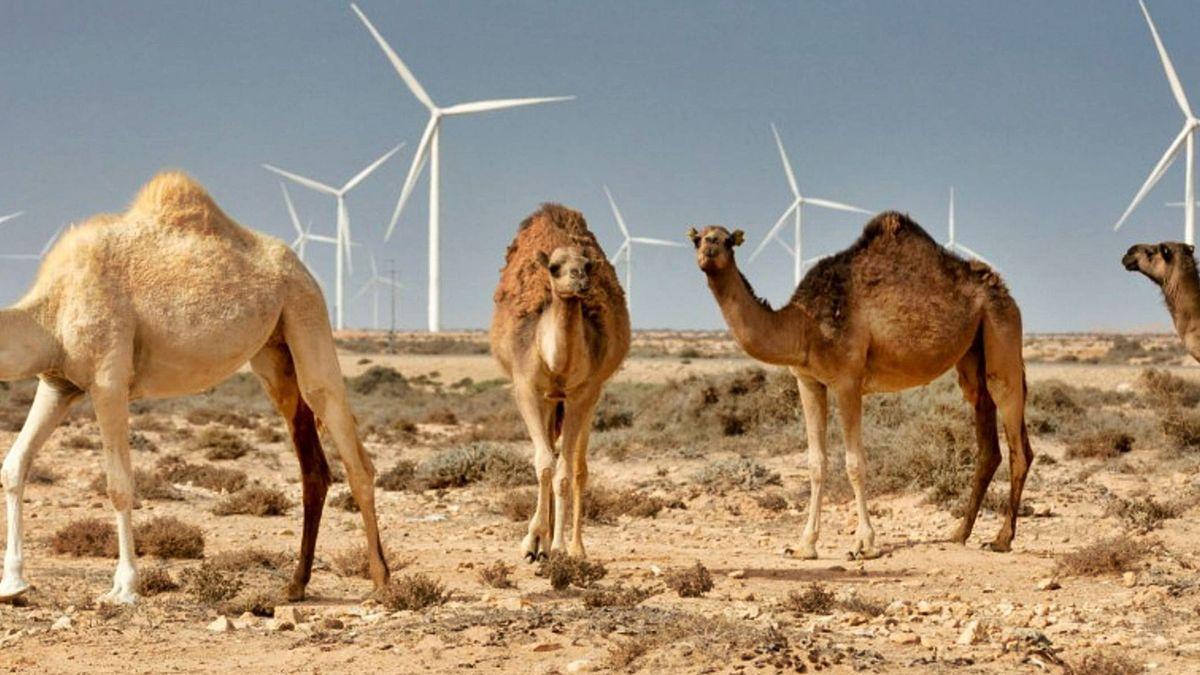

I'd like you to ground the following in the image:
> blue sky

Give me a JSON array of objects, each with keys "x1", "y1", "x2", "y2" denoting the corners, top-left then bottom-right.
[{"x1": 2, "y1": 1, "x2": 1199, "y2": 332}]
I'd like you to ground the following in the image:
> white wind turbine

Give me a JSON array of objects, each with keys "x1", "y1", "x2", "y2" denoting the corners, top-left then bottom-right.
[
  {"x1": 263, "y1": 142, "x2": 403, "y2": 330},
  {"x1": 603, "y1": 186, "x2": 684, "y2": 314},
  {"x1": 351, "y1": 3, "x2": 574, "y2": 333},
  {"x1": 280, "y1": 183, "x2": 338, "y2": 263},
  {"x1": 1114, "y1": 0, "x2": 1199, "y2": 245},
  {"x1": 355, "y1": 252, "x2": 404, "y2": 330},
  {"x1": 944, "y1": 187, "x2": 992, "y2": 267},
  {"x1": 749, "y1": 124, "x2": 871, "y2": 285}
]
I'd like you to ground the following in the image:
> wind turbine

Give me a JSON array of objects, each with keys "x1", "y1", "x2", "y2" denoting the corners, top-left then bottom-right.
[
  {"x1": 944, "y1": 187, "x2": 993, "y2": 267},
  {"x1": 1113, "y1": 0, "x2": 1199, "y2": 245},
  {"x1": 263, "y1": 142, "x2": 403, "y2": 330},
  {"x1": 0, "y1": 214, "x2": 64, "y2": 263},
  {"x1": 351, "y1": 3, "x2": 574, "y2": 333},
  {"x1": 603, "y1": 186, "x2": 684, "y2": 315},
  {"x1": 280, "y1": 183, "x2": 337, "y2": 263},
  {"x1": 749, "y1": 124, "x2": 871, "y2": 285},
  {"x1": 355, "y1": 252, "x2": 404, "y2": 330}
]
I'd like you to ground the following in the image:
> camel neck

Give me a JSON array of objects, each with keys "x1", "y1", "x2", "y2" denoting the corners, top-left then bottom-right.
[
  {"x1": 1164, "y1": 264, "x2": 1200, "y2": 342},
  {"x1": 0, "y1": 305, "x2": 57, "y2": 381},
  {"x1": 706, "y1": 266, "x2": 801, "y2": 366},
  {"x1": 539, "y1": 295, "x2": 586, "y2": 377}
]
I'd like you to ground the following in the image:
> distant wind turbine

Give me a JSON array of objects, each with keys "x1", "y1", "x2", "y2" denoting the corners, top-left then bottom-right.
[
  {"x1": 0, "y1": 214, "x2": 64, "y2": 263},
  {"x1": 351, "y1": 3, "x2": 574, "y2": 333},
  {"x1": 263, "y1": 142, "x2": 403, "y2": 330},
  {"x1": 280, "y1": 183, "x2": 337, "y2": 263},
  {"x1": 355, "y1": 252, "x2": 404, "y2": 330},
  {"x1": 1113, "y1": 0, "x2": 1199, "y2": 245},
  {"x1": 944, "y1": 187, "x2": 992, "y2": 267},
  {"x1": 603, "y1": 186, "x2": 684, "y2": 316},
  {"x1": 749, "y1": 124, "x2": 871, "y2": 285}
]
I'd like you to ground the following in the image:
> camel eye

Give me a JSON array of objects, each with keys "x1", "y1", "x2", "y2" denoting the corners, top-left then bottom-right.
[{"x1": 549, "y1": 263, "x2": 561, "y2": 275}]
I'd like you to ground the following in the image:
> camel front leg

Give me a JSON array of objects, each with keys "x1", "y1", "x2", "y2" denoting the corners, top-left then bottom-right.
[
  {"x1": 1, "y1": 380, "x2": 80, "y2": 600},
  {"x1": 93, "y1": 386, "x2": 139, "y2": 605},
  {"x1": 568, "y1": 391, "x2": 600, "y2": 558},
  {"x1": 514, "y1": 382, "x2": 555, "y2": 561},
  {"x1": 834, "y1": 385, "x2": 880, "y2": 560},
  {"x1": 795, "y1": 374, "x2": 828, "y2": 559},
  {"x1": 553, "y1": 390, "x2": 599, "y2": 556}
]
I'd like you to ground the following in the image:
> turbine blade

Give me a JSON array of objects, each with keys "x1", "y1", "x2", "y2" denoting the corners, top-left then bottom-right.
[
  {"x1": 0, "y1": 211, "x2": 24, "y2": 226},
  {"x1": 603, "y1": 185, "x2": 630, "y2": 238},
  {"x1": 630, "y1": 237, "x2": 686, "y2": 247},
  {"x1": 368, "y1": 251, "x2": 379, "y2": 278},
  {"x1": 749, "y1": 200, "x2": 799, "y2": 262},
  {"x1": 308, "y1": 235, "x2": 339, "y2": 244},
  {"x1": 440, "y1": 96, "x2": 575, "y2": 116},
  {"x1": 350, "y1": 3, "x2": 437, "y2": 111},
  {"x1": 1114, "y1": 124, "x2": 1191, "y2": 230},
  {"x1": 609, "y1": 240, "x2": 629, "y2": 263},
  {"x1": 770, "y1": 123, "x2": 800, "y2": 198},
  {"x1": 804, "y1": 197, "x2": 872, "y2": 214},
  {"x1": 281, "y1": 183, "x2": 304, "y2": 238},
  {"x1": 1140, "y1": 0, "x2": 1193, "y2": 118},
  {"x1": 385, "y1": 117, "x2": 437, "y2": 241},
  {"x1": 39, "y1": 225, "x2": 64, "y2": 258},
  {"x1": 353, "y1": 280, "x2": 374, "y2": 301},
  {"x1": 263, "y1": 164, "x2": 338, "y2": 196},
  {"x1": 0, "y1": 254, "x2": 39, "y2": 260},
  {"x1": 343, "y1": 142, "x2": 405, "y2": 193},
  {"x1": 774, "y1": 237, "x2": 794, "y2": 257},
  {"x1": 948, "y1": 186, "x2": 955, "y2": 244},
  {"x1": 954, "y1": 243, "x2": 993, "y2": 268}
]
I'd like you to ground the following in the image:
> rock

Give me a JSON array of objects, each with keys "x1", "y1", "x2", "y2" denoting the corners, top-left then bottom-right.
[
  {"x1": 1036, "y1": 578, "x2": 1061, "y2": 591},
  {"x1": 565, "y1": 659, "x2": 593, "y2": 673},
  {"x1": 322, "y1": 617, "x2": 345, "y2": 630},
  {"x1": 728, "y1": 569, "x2": 746, "y2": 579},
  {"x1": 916, "y1": 601, "x2": 936, "y2": 615},
  {"x1": 958, "y1": 620, "x2": 982, "y2": 645},
  {"x1": 889, "y1": 632, "x2": 920, "y2": 645},
  {"x1": 267, "y1": 619, "x2": 295, "y2": 632},
  {"x1": 531, "y1": 642, "x2": 561, "y2": 652},
  {"x1": 232, "y1": 612, "x2": 257, "y2": 630},
  {"x1": 207, "y1": 616, "x2": 234, "y2": 633},
  {"x1": 884, "y1": 600, "x2": 909, "y2": 616},
  {"x1": 274, "y1": 606, "x2": 304, "y2": 624},
  {"x1": 1122, "y1": 572, "x2": 1137, "y2": 588},
  {"x1": 51, "y1": 616, "x2": 72, "y2": 632}
]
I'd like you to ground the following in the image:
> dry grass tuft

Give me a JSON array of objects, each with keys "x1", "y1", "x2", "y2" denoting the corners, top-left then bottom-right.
[
  {"x1": 692, "y1": 457, "x2": 781, "y2": 493},
  {"x1": 783, "y1": 584, "x2": 836, "y2": 614},
  {"x1": 1065, "y1": 650, "x2": 1142, "y2": 675},
  {"x1": 185, "y1": 408, "x2": 255, "y2": 429},
  {"x1": 375, "y1": 460, "x2": 418, "y2": 492},
  {"x1": 207, "y1": 548, "x2": 291, "y2": 573},
  {"x1": 476, "y1": 560, "x2": 515, "y2": 589},
  {"x1": 1106, "y1": 495, "x2": 1187, "y2": 533},
  {"x1": 1139, "y1": 368, "x2": 1200, "y2": 407},
  {"x1": 52, "y1": 518, "x2": 116, "y2": 558},
  {"x1": 213, "y1": 485, "x2": 290, "y2": 516},
  {"x1": 375, "y1": 573, "x2": 451, "y2": 611},
  {"x1": 493, "y1": 484, "x2": 664, "y2": 524},
  {"x1": 329, "y1": 490, "x2": 359, "y2": 512},
  {"x1": 190, "y1": 426, "x2": 254, "y2": 461},
  {"x1": 582, "y1": 584, "x2": 656, "y2": 608},
  {"x1": 27, "y1": 463, "x2": 59, "y2": 485},
  {"x1": 664, "y1": 562, "x2": 714, "y2": 598},
  {"x1": 422, "y1": 407, "x2": 458, "y2": 426},
  {"x1": 136, "y1": 516, "x2": 204, "y2": 559},
  {"x1": 755, "y1": 491, "x2": 789, "y2": 511},
  {"x1": 91, "y1": 469, "x2": 184, "y2": 501},
  {"x1": 137, "y1": 566, "x2": 179, "y2": 596},
  {"x1": 329, "y1": 544, "x2": 409, "y2": 579},
  {"x1": 181, "y1": 562, "x2": 243, "y2": 604},
  {"x1": 417, "y1": 443, "x2": 535, "y2": 489},
  {"x1": 157, "y1": 456, "x2": 247, "y2": 493},
  {"x1": 1056, "y1": 535, "x2": 1153, "y2": 576},
  {"x1": 1066, "y1": 430, "x2": 1134, "y2": 460},
  {"x1": 495, "y1": 488, "x2": 537, "y2": 522},
  {"x1": 537, "y1": 553, "x2": 608, "y2": 591}
]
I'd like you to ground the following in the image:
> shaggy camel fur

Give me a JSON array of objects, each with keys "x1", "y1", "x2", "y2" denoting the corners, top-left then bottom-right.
[
  {"x1": 490, "y1": 204, "x2": 630, "y2": 559},
  {"x1": 689, "y1": 212, "x2": 1034, "y2": 559},
  {"x1": 1123, "y1": 242, "x2": 1200, "y2": 362},
  {"x1": 0, "y1": 172, "x2": 388, "y2": 604}
]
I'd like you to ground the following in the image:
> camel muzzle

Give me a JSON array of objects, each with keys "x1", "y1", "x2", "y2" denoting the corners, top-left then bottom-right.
[{"x1": 1122, "y1": 254, "x2": 1140, "y2": 271}]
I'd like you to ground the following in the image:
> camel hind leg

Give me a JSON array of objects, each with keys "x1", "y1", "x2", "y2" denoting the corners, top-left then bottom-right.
[
  {"x1": 250, "y1": 342, "x2": 332, "y2": 601},
  {"x1": 951, "y1": 328, "x2": 1002, "y2": 544},
  {"x1": 279, "y1": 307, "x2": 389, "y2": 592}
]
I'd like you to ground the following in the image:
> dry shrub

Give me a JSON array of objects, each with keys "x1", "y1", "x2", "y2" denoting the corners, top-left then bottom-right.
[
  {"x1": 329, "y1": 544, "x2": 409, "y2": 579},
  {"x1": 190, "y1": 427, "x2": 253, "y2": 461},
  {"x1": 537, "y1": 553, "x2": 608, "y2": 591},
  {"x1": 664, "y1": 562, "x2": 713, "y2": 598},
  {"x1": 208, "y1": 548, "x2": 291, "y2": 572},
  {"x1": 582, "y1": 584, "x2": 655, "y2": 608},
  {"x1": 1066, "y1": 650, "x2": 1141, "y2": 675},
  {"x1": 494, "y1": 484, "x2": 664, "y2": 524},
  {"x1": 1159, "y1": 406, "x2": 1200, "y2": 453},
  {"x1": 254, "y1": 425, "x2": 285, "y2": 444},
  {"x1": 52, "y1": 518, "x2": 116, "y2": 557},
  {"x1": 376, "y1": 460, "x2": 418, "y2": 491},
  {"x1": 224, "y1": 588, "x2": 284, "y2": 617},
  {"x1": 376, "y1": 573, "x2": 450, "y2": 611},
  {"x1": 417, "y1": 444, "x2": 534, "y2": 489},
  {"x1": 1139, "y1": 368, "x2": 1200, "y2": 407},
  {"x1": 784, "y1": 584, "x2": 836, "y2": 614},
  {"x1": 90, "y1": 469, "x2": 184, "y2": 501},
  {"x1": 755, "y1": 491, "x2": 789, "y2": 511},
  {"x1": 329, "y1": 490, "x2": 359, "y2": 512},
  {"x1": 692, "y1": 457, "x2": 781, "y2": 493},
  {"x1": 27, "y1": 463, "x2": 58, "y2": 485},
  {"x1": 1057, "y1": 535, "x2": 1153, "y2": 576},
  {"x1": 838, "y1": 594, "x2": 887, "y2": 617},
  {"x1": 607, "y1": 638, "x2": 650, "y2": 670},
  {"x1": 61, "y1": 433, "x2": 100, "y2": 450},
  {"x1": 132, "y1": 414, "x2": 173, "y2": 433},
  {"x1": 137, "y1": 566, "x2": 178, "y2": 596},
  {"x1": 495, "y1": 487, "x2": 537, "y2": 521},
  {"x1": 186, "y1": 408, "x2": 255, "y2": 429},
  {"x1": 422, "y1": 408, "x2": 458, "y2": 426},
  {"x1": 213, "y1": 485, "x2": 290, "y2": 516},
  {"x1": 351, "y1": 366, "x2": 411, "y2": 397},
  {"x1": 1106, "y1": 495, "x2": 1186, "y2": 533},
  {"x1": 477, "y1": 560, "x2": 515, "y2": 589},
  {"x1": 1066, "y1": 430, "x2": 1134, "y2": 460},
  {"x1": 157, "y1": 456, "x2": 247, "y2": 493},
  {"x1": 181, "y1": 563, "x2": 243, "y2": 604},
  {"x1": 136, "y1": 516, "x2": 204, "y2": 559}
]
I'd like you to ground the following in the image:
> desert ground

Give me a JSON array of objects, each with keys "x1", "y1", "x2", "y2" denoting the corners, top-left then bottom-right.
[{"x1": 1, "y1": 331, "x2": 1199, "y2": 674}]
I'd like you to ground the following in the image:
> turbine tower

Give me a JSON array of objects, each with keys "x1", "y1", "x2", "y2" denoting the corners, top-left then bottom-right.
[
  {"x1": 355, "y1": 252, "x2": 404, "y2": 330},
  {"x1": 1114, "y1": 0, "x2": 1199, "y2": 245},
  {"x1": 749, "y1": 124, "x2": 870, "y2": 285},
  {"x1": 263, "y1": 142, "x2": 403, "y2": 330},
  {"x1": 944, "y1": 187, "x2": 992, "y2": 267},
  {"x1": 603, "y1": 186, "x2": 684, "y2": 316},
  {"x1": 351, "y1": 3, "x2": 574, "y2": 333}
]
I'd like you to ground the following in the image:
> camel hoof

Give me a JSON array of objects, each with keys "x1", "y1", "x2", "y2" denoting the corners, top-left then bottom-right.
[
  {"x1": 284, "y1": 582, "x2": 307, "y2": 603},
  {"x1": 97, "y1": 589, "x2": 139, "y2": 606},
  {"x1": 523, "y1": 552, "x2": 537, "y2": 564},
  {"x1": 0, "y1": 582, "x2": 30, "y2": 603},
  {"x1": 983, "y1": 541, "x2": 1012, "y2": 553},
  {"x1": 793, "y1": 545, "x2": 817, "y2": 560}
]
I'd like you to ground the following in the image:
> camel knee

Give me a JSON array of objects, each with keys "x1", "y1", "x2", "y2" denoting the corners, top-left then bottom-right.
[
  {"x1": 1, "y1": 460, "x2": 24, "y2": 494},
  {"x1": 106, "y1": 482, "x2": 134, "y2": 512}
]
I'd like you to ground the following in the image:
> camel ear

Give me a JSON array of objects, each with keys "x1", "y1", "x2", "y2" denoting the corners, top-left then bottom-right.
[
  {"x1": 536, "y1": 251, "x2": 550, "y2": 269},
  {"x1": 731, "y1": 230, "x2": 745, "y2": 247},
  {"x1": 686, "y1": 227, "x2": 701, "y2": 247},
  {"x1": 1160, "y1": 243, "x2": 1173, "y2": 261},
  {"x1": 1188, "y1": 245, "x2": 1196, "y2": 257}
]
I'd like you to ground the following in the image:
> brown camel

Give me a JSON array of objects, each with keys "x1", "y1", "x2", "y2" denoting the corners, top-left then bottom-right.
[
  {"x1": 0, "y1": 172, "x2": 388, "y2": 604},
  {"x1": 1123, "y1": 242, "x2": 1200, "y2": 361},
  {"x1": 490, "y1": 204, "x2": 630, "y2": 560},
  {"x1": 688, "y1": 212, "x2": 1034, "y2": 559}
]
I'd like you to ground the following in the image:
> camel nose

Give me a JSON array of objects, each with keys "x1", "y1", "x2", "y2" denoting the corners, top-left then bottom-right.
[{"x1": 703, "y1": 247, "x2": 718, "y2": 258}]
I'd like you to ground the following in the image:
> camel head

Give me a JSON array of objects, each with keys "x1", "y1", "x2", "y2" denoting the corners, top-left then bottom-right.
[
  {"x1": 1122, "y1": 242, "x2": 1196, "y2": 285},
  {"x1": 537, "y1": 246, "x2": 592, "y2": 300},
  {"x1": 688, "y1": 225, "x2": 744, "y2": 275}
]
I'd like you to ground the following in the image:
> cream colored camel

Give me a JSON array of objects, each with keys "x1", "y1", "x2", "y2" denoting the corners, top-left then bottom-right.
[
  {"x1": 1123, "y1": 242, "x2": 1200, "y2": 362},
  {"x1": 0, "y1": 172, "x2": 388, "y2": 604},
  {"x1": 490, "y1": 204, "x2": 630, "y2": 559},
  {"x1": 688, "y1": 212, "x2": 1034, "y2": 559}
]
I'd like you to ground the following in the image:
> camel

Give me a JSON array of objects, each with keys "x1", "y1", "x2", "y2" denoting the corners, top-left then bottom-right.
[
  {"x1": 1122, "y1": 242, "x2": 1200, "y2": 362},
  {"x1": 0, "y1": 172, "x2": 388, "y2": 605},
  {"x1": 490, "y1": 204, "x2": 630, "y2": 560},
  {"x1": 688, "y1": 211, "x2": 1034, "y2": 559}
]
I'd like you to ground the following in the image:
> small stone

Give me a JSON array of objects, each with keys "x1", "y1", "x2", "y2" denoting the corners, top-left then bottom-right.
[
  {"x1": 274, "y1": 606, "x2": 304, "y2": 624},
  {"x1": 889, "y1": 632, "x2": 920, "y2": 645},
  {"x1": 267, "y1": 619, "x2": 295, "y2": 632},
  {"x1": 51, "y1": 616, "x2": 72, "y2": 632},
  {"x1": 206, "y1": 616, "x2": 234, "y2": 633},
  {"x1": 531, "y1": 642, "x2": 561, "y2": 652},
  {"x1": 232, "y1": 612, "x2": 257, "y2": 630},
  {"x1": 1122, "y1": 572, "x2": 1137, "y2": 588},
  {"x1": 1036, "y1": 578, "x2": 1061, "y2": 591},
  {"x1": 958, "y1": 620, "x2": 981, "y2": 646},
  {"x1": 916, "y1": 601, "x2": 936, "y2": 615},
  {"x1": 321, "y1": 617, "x2": 345, "y2": 630},
  {"x1": 728, "y1": 569, "x2": 746, "y2": 579},
  {"x1": 565, "y1": 659, "x2": 592, "y2": 673}
]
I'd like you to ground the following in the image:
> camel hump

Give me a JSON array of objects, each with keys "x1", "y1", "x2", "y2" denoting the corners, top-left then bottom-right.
[
  {"x1": 127, "y1": 171, "x2": 235, "y2": 233},
  {"x1": 861, "y1": 211, "x2": 921, "y2": 239}
]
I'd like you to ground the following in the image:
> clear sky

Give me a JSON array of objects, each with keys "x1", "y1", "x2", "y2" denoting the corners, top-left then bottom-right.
[{"x1": 2, "y1": 0, "x2": 1199, "y2": 332}]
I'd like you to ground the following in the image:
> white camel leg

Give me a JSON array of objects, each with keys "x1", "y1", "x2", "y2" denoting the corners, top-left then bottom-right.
[
  {"x1": 92, "y1": 386, "x2": 139, "y2": 605},
  {"x1": 551, "y1": 451, "x2": 570, "y2": 554},
  {"x1": 796, "y1": 374, "x2": 828, "y2": 560},
  {"x1": 514, "y1": 383, "x2": 555, "y2": 561},
  {"x1": 568, "y1": 391, "x2": 599, "y2": 558},
  {"x1": 551, "y1": 394, "x2": 594, "y2": 554},
  {"x1": 1, "y1": 380, "x2": 80, "y2": 600},
  {"x1": 835, "y1": 386, "x2": 879, "y2": 560}
]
